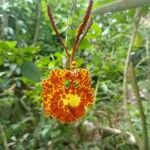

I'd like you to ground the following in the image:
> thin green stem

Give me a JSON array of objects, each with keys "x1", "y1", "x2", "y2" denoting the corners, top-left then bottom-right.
[
  {"x1": 129, "y1": 63, "x2": 149, "y2": 150},
  {"x1": 0, "y1": 123, "x2": 9, "y2": 150},
  {"x1": 146, "y1": 35, "x2": 150, "y2": 79},
  {"x1": 65, "y1": 0, "x2": 77, "y2": 46},
  {"x1": 123, "y1": 8, "x2": 142, "y2": 148},
  {"x1": 94, "y1": 77, "x2": 100, "y2": 98},
  {"x1": 33, "y1": 0, "x2": 41, "y2": 45}
]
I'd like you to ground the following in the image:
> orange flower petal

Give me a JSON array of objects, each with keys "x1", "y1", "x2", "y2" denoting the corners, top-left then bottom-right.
[{"x1": 42, "y1": 68, "x2": 95, "y2": 124}]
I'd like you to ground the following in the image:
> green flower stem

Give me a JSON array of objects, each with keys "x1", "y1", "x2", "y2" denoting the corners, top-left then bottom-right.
[
  {"x1": 123, "y1": 9, "x2": 142, "y2": 145},
  {"x1": 129, "y1": 63, "x2": 149, "y2": 150}
]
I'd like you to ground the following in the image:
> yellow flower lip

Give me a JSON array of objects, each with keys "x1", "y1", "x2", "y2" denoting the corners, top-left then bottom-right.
[{"x1": 63, "y1": 94, "x2": 80, "y2": 107}]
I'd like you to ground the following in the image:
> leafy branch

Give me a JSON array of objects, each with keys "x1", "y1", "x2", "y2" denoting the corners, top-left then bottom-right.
[{"x1": 93, "y1": 0, "x2": 150, "y2": 15}]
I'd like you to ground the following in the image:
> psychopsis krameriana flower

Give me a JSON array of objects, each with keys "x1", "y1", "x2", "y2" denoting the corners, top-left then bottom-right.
[{"x1": 42, "y1": 0, "x2": 95, "y2": 124}]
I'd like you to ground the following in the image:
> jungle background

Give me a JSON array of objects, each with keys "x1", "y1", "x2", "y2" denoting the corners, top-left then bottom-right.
[{"x1": 0, "y1": 0, "x2": 150, "y2": 150}]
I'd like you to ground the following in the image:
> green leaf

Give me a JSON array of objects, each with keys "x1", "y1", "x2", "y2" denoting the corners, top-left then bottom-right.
[
  {"x1": 0, "y1": 41, "x2": 17, "y2": 48},
  {"x1": 21, "y1": 61, "x2": 41, "y2": 82},
  {"x1": 0, "y1": 56, "x2": 4, "y2": 65},
  {"x1": 133, "y1": 32, "x2": 143, "y2": 48},
  {"x1": 0, "y1": 41, "x2": 16, "y2": 52},
  {"x1": 89, "y1": 22, "x2": 102, "y2": 37}
]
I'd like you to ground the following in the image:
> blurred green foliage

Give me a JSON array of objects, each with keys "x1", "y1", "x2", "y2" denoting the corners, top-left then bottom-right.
[{"x1": 0, "y1": 0, "x2": 150, "y2": 150}]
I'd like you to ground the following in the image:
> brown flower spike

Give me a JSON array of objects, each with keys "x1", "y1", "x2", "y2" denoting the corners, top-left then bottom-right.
[{"x1": 42, "y1": 0, "x2": 95, "y2": 123}]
